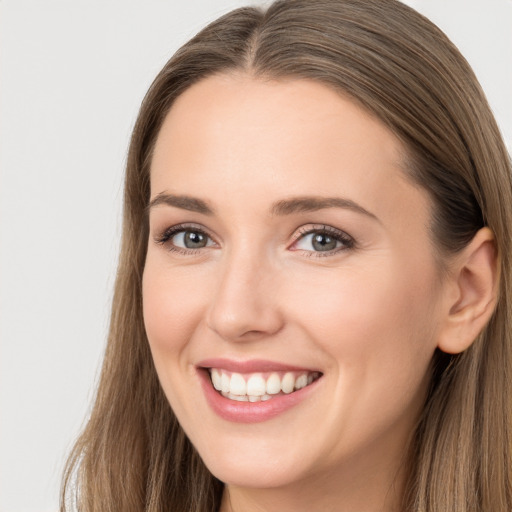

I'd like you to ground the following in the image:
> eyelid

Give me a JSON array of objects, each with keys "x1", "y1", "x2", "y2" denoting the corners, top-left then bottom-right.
[
  {"x1": 289, "y1": 224, "x2": 355, "y2": 254},
  {"x1": 153, "y1": 222, "x2": 354, "y2": 256},
  {"x1": 153, "y1": 223, "x2": 218, "y2": 249}
]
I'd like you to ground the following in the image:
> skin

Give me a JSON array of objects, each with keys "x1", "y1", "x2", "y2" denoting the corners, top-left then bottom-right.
[{"x1": 142, "y1": 74, "x2": 495, "y2": 512}]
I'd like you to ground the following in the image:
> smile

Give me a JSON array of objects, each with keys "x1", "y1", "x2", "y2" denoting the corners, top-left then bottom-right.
[
  {"x1": 209, "y1": 369, "x2": 322, "y2": 402},
  {"x1": 197, "y1": 359, "x2": 323, "y2": 423}
]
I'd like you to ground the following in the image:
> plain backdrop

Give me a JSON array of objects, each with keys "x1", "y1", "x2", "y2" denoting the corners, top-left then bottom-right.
[{"x1": 1, "y1": 1, "x2": 510, "y2": 511}]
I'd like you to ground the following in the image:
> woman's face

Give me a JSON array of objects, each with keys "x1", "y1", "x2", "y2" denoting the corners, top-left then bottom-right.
[{"x1": 143, "y1": 75, "x2": 448, "y2": 492}]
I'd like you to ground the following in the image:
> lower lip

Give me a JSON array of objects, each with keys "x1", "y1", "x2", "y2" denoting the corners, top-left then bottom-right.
[{"x1": 198, "y1": 369, "x2": 320, "y2": 423}]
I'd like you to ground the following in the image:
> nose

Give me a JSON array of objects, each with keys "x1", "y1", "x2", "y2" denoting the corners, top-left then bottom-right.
[{"x1": 206, "y1": 249, "x2": 284, "y2": 342}]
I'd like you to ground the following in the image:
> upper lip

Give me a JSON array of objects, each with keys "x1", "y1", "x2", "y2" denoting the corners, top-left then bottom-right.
[{"x1": 197, "y1": 357, "x2": 320, "y2": 374}]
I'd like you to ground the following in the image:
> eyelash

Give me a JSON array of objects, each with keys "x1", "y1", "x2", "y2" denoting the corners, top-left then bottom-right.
[
  {"x1": 290, "y1": 225, "x2": 355, "y2": 256},
  {"x1": 154, "y1": 223, "x2": 216, "y2": 255},
  {"x1": 154, "y1": 223, "x2": 355, "y2": 257}
]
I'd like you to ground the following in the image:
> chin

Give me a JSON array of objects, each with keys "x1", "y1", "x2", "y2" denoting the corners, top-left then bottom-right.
[
  {"x1": 203, "y1": 454, "x2": 307, "y2": 489},
  {"x1": 187, "y1": 427, "x2": 315, "y2": 489}
]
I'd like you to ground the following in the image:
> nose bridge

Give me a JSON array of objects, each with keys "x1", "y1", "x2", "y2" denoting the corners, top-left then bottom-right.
[{"x1": 206, "y1": 241, "x2": 283, "y2": 341}]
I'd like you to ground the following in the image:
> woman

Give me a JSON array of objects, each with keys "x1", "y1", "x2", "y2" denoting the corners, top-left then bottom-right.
[{"x1": 61, "y1": 0, "x2": 512, "y2": 511}]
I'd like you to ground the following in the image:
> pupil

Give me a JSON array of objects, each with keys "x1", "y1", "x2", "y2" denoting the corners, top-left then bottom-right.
[
  {"x1": 184, "y1": 231, "x2": 207, "y2": 248},
  {"x1": 312, "y1": 233, "x2": 337, "y2": 251}
]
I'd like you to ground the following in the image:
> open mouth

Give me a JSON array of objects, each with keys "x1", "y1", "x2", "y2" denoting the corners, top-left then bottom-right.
[{"x1": 207, "y1": 368, "x2": 322, "y2": 403}]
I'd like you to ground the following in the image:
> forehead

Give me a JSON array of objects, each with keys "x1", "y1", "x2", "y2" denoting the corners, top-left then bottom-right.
[
  {"x1": 153, "y1": 74, "x2": 403, "y2": 174},
  {"x1": 150, "y1": 74, "x2": 429, "y2": 226}
]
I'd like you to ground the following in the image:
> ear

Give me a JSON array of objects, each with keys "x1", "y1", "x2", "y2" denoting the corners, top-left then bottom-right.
[{"x1": 437, "y1": 227, "x2": 499, "y2": 354}]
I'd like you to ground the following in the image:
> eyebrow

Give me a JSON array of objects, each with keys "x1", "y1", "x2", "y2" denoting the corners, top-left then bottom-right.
[
  {"x1": 271, "y1": 196, "x2": 379, "y2": 221},
  {"x1": 147, "y1": 193, "x2": 215, "y2": 215},
  {"x1": 147, "y1": 192, "x2": 378, "y2": 222}
]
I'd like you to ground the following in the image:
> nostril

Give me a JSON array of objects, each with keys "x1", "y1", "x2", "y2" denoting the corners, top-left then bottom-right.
[{"x1": 206, "y1": 303, "x2": 284, "y2": 342}]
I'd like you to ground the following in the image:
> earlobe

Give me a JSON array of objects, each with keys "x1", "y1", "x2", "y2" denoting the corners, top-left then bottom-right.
[{"x1": 437, "y1": 227, "x2": 499, "y2": 355}]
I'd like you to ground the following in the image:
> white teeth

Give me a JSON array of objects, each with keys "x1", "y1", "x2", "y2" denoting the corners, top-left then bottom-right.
[
  {"x1": 295, "y1": 374, "x2": 308, "y2": 390},
  {"x1": 209, "y1": 368, "x2": 320, "y2": 401},
  {"x1": 281, "y1": 372, "x2": 295, "y2": 394},
  {"x1": 230, "y1": 373, "x2": 247, "y2": 395},
  {"x1": 227, "y1": 392, "x2": 248, "y2": 402},
  {"x1": 211, "y1": 369, "x2": 222, "y2": 391},
  {"x1": 247, "y1": 374, "x2": 266, "y2": 396},
  {"x1": 266, "y1": 373, "x2": 281, "y2": 395},
  {"x1": 221, "y1": 373, "x2": 230, "y2": 393}
]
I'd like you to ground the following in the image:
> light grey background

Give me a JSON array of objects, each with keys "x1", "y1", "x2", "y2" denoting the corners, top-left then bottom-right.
[{"x1": 1, "y1": 1, "x2": 510, "y2": 511}]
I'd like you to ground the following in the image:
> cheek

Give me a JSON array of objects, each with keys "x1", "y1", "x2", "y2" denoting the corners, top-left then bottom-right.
[
  {"x1": 142, "y1": 258, "x2": 215, "y2": 425},
  {"x1": 286, "y1": 256, "x2": 440, "y2": 394},
  {"x1": 142, "y1": 259, "x2": 207, "y2": 362},
  {"x1": 297, "y1": 259, "x2": 440, "y2": 449}
]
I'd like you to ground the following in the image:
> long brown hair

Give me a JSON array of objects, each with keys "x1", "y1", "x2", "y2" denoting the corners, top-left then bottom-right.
[{"x1": 61, "y1": 1, "x2": 512, "y2": 510}]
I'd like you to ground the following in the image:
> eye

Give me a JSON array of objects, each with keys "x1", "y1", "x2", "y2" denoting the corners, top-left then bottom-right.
[
  {"x1": 155, "y1": 224, "x2": 216, "y2": 252},
  {"x1": 291, "y1": 226, "x2": 354, "y2": 254},
  {"x1": 172, "y1": 230, "x2": 212, "y2": 249}
]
